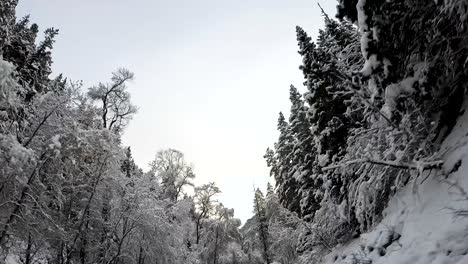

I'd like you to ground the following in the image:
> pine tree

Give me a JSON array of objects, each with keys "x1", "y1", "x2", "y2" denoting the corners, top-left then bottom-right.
[
  {"x1": 296, "y1": 26, "x2": 349, "y2": 158},
  {"x1": 288, "y1": 85, "x2": 314, "y2": 174},
  {"x1": 265, "y1": 112, "x2": 303, "y2": 216},
  {"x1": 287, "y1": 85, "x2": 322, "y2": 219},
  {"x1": 2, "y1": 16, "x2": 58, "y2": 101},
  {"x1": 0, "y1": 0, "x2": 19, "y2": 50},
  {"x1": 265, "y1": 182, "x2": 274, "y2": 200},
  {"x1": 121, "y1": 146, "x2": 137, "y2": 179}
]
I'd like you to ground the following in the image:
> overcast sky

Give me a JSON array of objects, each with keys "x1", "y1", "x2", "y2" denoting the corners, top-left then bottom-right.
[{"x1": 17, "y1": 0, "x2": 337, "y2": 224}]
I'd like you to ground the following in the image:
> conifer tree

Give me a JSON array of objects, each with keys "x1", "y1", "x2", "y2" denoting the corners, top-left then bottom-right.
[
  {"x1": 121, "y1": 146, "x2": 137, "y2": 179},
  {"x1": 0, "y1": 0, "x2": 18, "y2": 49},
  {"x1": 288, "y1": 85, "x2": 324, "y2": 218},
  {"x1": 296, "y1": 26, "x2": 349, "y2": 159},
  {"x1": 265, "y1": 112, "x2": 303, "y2": 216}
]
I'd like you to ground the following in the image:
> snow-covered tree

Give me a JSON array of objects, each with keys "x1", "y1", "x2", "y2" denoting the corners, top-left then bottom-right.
[
  {"x1": 194, "y1": 182, "x2": 221, "y2": 245},
  {"x1": 149, "y1": 148, "x2": 195, "y2": 202},
  {"x1": 87, "y1": 68, "x2": 137, "y2": 133},
  {"x1": 253, "y1": 189, "x2": 271, "y2": 264},
  {"x1": 199, "y1": 204, "x2": 243, "y2": 264},
  {"x1": 264, "y1": 112, "x2": 302, "y2": 216}
]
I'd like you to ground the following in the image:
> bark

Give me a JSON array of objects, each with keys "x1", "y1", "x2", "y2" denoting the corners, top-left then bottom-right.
[
  {"x1": 195, "y1": 208, "x2": 207, "y2": 244},
  {"x1": 137, "y1": 234, "x2": 146, "y2": 264},
  {"x1": 25, "y1": 233, "x2": 32, "y2": 264}
]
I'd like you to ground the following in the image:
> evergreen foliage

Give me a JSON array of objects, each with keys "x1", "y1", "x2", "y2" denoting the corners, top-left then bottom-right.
[{"x1": 265, "y1": 1, "x2": 467, "y2": 262}]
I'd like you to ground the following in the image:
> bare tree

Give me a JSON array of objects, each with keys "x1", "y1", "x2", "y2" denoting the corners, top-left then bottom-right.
[{"x1": 87, "y1": 68, "x2": 137, "y2": 132}]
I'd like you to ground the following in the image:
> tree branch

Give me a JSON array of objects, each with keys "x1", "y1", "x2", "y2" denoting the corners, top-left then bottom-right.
[{"x1": 322, "y1": 158, "x2": 444, "y2": 171}]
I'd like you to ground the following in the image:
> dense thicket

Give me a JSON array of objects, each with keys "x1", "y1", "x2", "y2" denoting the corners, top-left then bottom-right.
[{"x1": 264, "y1": 0, "x2": 468, "y2": 262}]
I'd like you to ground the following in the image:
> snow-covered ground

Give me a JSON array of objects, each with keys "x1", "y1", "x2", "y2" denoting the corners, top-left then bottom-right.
[{"x1": 325, "y1": 100, "x2": 468, "y2": 264}]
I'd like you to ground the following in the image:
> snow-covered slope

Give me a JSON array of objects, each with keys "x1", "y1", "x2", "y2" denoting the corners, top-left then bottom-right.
[{"x1": 324, "y1": 100, "x2": 468, "y2": 264}]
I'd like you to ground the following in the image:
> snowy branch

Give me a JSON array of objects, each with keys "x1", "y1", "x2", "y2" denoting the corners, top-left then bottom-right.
[{"x1": 322, "y1": 158, "x2": 444, "y2": 171}]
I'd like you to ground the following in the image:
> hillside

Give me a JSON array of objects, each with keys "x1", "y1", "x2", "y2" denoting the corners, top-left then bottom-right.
[{"x1": 324, "y1": 100, "x2": 468, "y2": 263}]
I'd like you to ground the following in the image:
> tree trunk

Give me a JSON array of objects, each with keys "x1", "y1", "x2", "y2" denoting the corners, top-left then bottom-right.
[
  {"x1": 254, "y1": 194, "x2": 271, "y2": 264},
  {"x1": 195, "y1": 209, "x2": 207, "y2": 244},
  {"x1": 196, "y1": 217, "x2": 201, "y2": 244},
  {"x1": 213, "y1": 224, "x2": 219, "y2": 264},
  {"x1": 24, "y1": 233, "x2": 32, "y2": 264},
  {"x1": 56, "y1": 242, "x2": 64, "y2": 264},
  {"x1": 98, "y1": 192, "x2": 111, "y2": 263},
  {"x1": 137, "y1": 246, "x2": 145, "y2": 264},
  {"x1": 0, "y1": 153, "x2": 48, "y2": 244},
  {"x1": 80, "y1": 212, "x2": 89, "y2": 264},
  {"x1": 137, "y1": 233, "x2": 146, "y2": 264}
]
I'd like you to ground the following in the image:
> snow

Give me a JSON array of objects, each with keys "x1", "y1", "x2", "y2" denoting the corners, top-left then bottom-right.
[
  {"x1": 0, "y1": 56, "x2": 19, "y2": 108},
  {"x1": 355, "y1": 181, "x2": 370, "y2": 231},
  {"x1": 5, "y1": 255, "x2": 19, "y2": 264},
  {"x1": 0, "y1": 57, "x2": 14, "y2": 88},
  {"x1": 323, "y1": 98, "x2": 468, "y2": 264},
  {"x1": 383, "y1": 58, "x2": 392, "y2": 78},
  {"x1": 318, "y1": 153, "x2": 330, "y2": 167},
  {"x1": 382, "y1": 63, "x2": 426, "y2": 117},
  {"x1": 368, "y1": 78, "x2": 379, "y2": 103},
  {"x1": 357, "y1": 0, "x2": 376, "y2": 77},
  {"x1": 49, "y1": 134, "x2": 62, "y2": 156},
  {"x1": 49, "y1": 134, "x2": 61, "y2": 149},
  {"x1": 356, "y1": 0, "x2": 391, "y2": 79},
  {"x1": 361, "y1": 54, "x2": 379, "y2": 77},
  {"x1": 372, "y1": 26, "x2": 379, "y2": 42},
  {"x1": 1, "y1": 134, "x2": 35, "y2": 165},
  {"x1": 356, "y1": 0, "x2": 368, "y2": 33},
  {"x1": 337, "y1": 199, "x2": 348, "y2": 221}
]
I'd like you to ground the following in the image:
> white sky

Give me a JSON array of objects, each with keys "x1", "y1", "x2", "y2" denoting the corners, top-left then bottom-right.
[{"x1": 17, "y1": 0, "x2": 337, "y2": 224}]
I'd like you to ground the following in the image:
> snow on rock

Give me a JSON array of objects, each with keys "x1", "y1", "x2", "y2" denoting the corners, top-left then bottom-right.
[{"x1": 323, "y1": 98, "x2": 468, "y2": 264}]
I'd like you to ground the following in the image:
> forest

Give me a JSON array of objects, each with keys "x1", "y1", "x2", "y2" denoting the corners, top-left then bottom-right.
[{"x1": 1, "y1": 0, "x2": 468, "y2": 263}]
